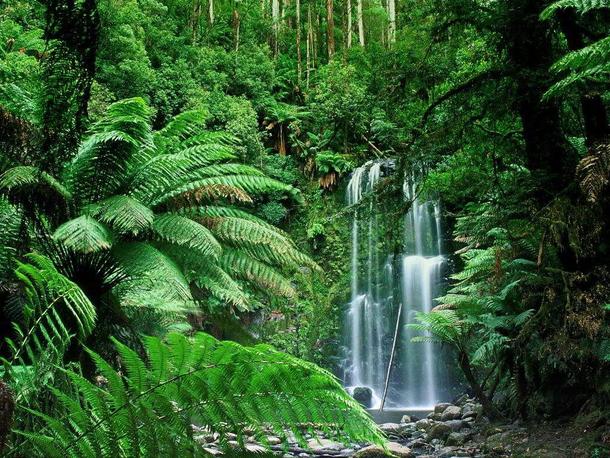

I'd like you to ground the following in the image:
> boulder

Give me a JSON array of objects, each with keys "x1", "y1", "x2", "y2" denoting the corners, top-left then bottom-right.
[
  {"x1": 444, "y1": 419, "x2": 466, "y2": 431},
  {"x1": 352, "y1": 387, "x2": 373, "y2": 408},
  {"x1": 426, "y1": 423, "x2": 452, "y2": 441},
  {"x1": 440, "y1": 405, "x2": 462, "y2": 421},
  {"x1": 434, "y1": 402, "x2": 453, "y2": 414},
  {"x1": 445, "y1": 432, "x2": 468, "y2": 446},
  {"x1": 427, "y1": 412, "x2": 442, "y2": 421},
  {"x1": 353, "y1": 442, "x2": 414, "y2": 457},
  {"x1": 307, "y1": 438, "x2": 343, "y2": 451},
  {"x1": 400, "y1": 415, "x2": 412, "y2": 424},
  {"x1": 379, "y1": 423, "x2": 405, "y2": 434},
  {"x1": 415, "y1": 419, "x2": 433, "y2": 432},
  {"x1": 266, "y1": 436, "x2": 282, "y2": 446}
]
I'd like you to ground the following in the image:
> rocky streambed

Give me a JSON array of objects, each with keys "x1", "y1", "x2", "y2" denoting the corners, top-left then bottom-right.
[{"x1": 192, "y1": 396, "x2": 528, "y2": 457}]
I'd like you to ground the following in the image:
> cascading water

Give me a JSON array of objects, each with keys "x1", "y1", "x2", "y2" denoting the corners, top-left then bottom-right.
[{"x1": 343, "y1": 160, "x2": 449, "y2": 409}]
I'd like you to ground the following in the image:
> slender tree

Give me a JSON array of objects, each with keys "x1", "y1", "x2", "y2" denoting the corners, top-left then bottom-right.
[
  {"x1": 326, "y1": 0, "x2": 335, "y2": 58},
  {"x1": 387, "y1": 0, "x2": 396, "y2": 45},
  {"x1": 347, "y1": 0, "x2": 353, "y2": 48},
  {"x1": 357, "y1": 0, "x2": 365, "y2": 46},
  {"x1": 296, "y1": 0, "x2": 302, "y2": 82}
]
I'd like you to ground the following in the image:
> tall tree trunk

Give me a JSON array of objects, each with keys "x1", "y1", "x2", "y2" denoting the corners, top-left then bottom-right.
[
  {"x1": 296, "y1": 0, "x2": 302, "y2": 83},
  {"x1": 209, "y1": 0, "x2": 214, "y2": 25},
  {"x1": 504, "y1": 0, "x2": 576, "y2": 195},
  {"x1": 233, "y1": 9, "x2": 240, "y2": 50},
  {"x1": 458, "y1": 351, "x2": 502, "y2": 420},
  {"x1": 191, "y1": 0, "x2": 202, "y2": 41},
  {"x1": 326, "y1": 0, "x2": 335, "y2": 59},
  {"x1": 357, "y1": 0, "x2": 365, "y2": 46},
  {"x1": 347, "y1": 0, "x2": 353, "y2": 48},
  {"x1": 306, "y1": 4, "x2": 312, "y2": 88},
  {"x1": 272, "y1": 0, "x2": 280, "y2": 57},
  {"x1": 387, "y1": 0, "x2": 396, "y2": 46}
]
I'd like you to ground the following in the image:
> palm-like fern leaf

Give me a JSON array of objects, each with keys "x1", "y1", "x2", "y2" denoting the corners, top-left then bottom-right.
[
  {"x1": 0, "y1": 166, "x2": 72, "y2": 200},
  {"x1": 541, "y1": 0, "x2": 610, "y2": 19},
  {"x1": 85, "y1": 195, "x2": 154, "y2": 235},
  {"x1": 152, "y1": 213, "x2": 222, "y2": 259},
  {"x1": 7, "y1": 253, "x2": 96, "y2": 367},
  {"x1": 53, "y1": 216, "x2": 114, "y2": 253},
  {"x1": 21, "y1": 332, "x2": 384, "y2": 457}
]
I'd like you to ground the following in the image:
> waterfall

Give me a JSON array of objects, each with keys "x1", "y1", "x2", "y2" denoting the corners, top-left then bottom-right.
[{"x1": 343, "y1": 160, "x2": 448, "y2": 409}]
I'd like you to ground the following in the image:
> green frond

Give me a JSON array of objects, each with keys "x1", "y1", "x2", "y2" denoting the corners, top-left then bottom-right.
[
  {"x1": 155, "y1": 110, "x2": 208, "y2": 143},
  {"x1": 541, "y1": 0, "x2": 610, "y2": 19},
  {"x1": 188, "y1": 261, "x2": 249, "y2": 310},
  {"x1": 21, "y1": 332, "x2": 384, "y2": 457},
  {"x1": 152, "y1": 213, "x2": 222, "y2": 259},
  {"x1": 53, "y1": 216, "x2": 114, "y2": 253},
  {"x1": 112, "y1": 242, "x2": 193, "y2": 305},
  {"x1": 220, "y1": 249, "x2": 296, "y2": 298},
  {"x1": 86, "y1": 195, "x2": 154, "y2": 235},
  {"x1": 154, "y1": 175, "x2": 301, "y2": 207},
  {"x1": 67, "y1": 98, "x2": 154, "y2": 203},
  {"x1": 0, "y1": 166, "x2": 72, "y2": 200},
  {"x1": 9, "y1": 253, "x2": 96, "y2": 367}
]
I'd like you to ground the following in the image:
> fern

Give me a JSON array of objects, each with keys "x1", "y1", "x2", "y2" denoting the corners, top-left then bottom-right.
[
  {"x1": 20, "y1": 332, "x2": 385, "y2": 457},
  {"x1": 541, "y1": 0, "x2": 610, "y2": 19},
  {"x1": 85, "y1": 195, "x2": 154, "y2": 236},
  {"x1": 6, "y1": 254, "x2": 96, "y2": 369},
  {"x1": 53, "y1": 216, "x2": 114, "y2": 253}
]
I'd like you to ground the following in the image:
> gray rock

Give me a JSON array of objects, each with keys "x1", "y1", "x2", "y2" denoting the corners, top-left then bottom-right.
[
  {"x1": 353, "y1": 442, "x2": 413, "y2": 457},
  {"x1": 444, "y1": 420, "x2": 466, "y2": 431},
  {"x1": 427, "y1": 422, "x2": 452, "y2": 441},
  {"x1": 446, "y1": 432, "x2": 468, "y2": 446},
  {"x1": 441, "y1": 405, "x2": 462, "y2": 421},
  {"x1": 307, "y1": 438, "x2": 343, "y2": 451},
  {"x1": 267, "y1": 435, "x2": 282, "y2": 445},
  {"x1": 400, "y1": 415, "x2": 412, "y2": 424},
  {"x1": 427, "y1": 412, "x2": 442, "y2": 421},
  {"x1": 434, "y1": 403, "x2": 453, "y2": 414},
  {"x1": 415, "y1": 419, "x2": 433, "y2": 432},
  {"x1": 352, "y1": 387, "x2": 373, "y2": 408}
]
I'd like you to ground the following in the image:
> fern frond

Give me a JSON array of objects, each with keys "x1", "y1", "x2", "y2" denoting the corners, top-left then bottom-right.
[
  {"x1": 85, "y1": 195, "x2": 154, "y2": 235},
  {"x1": 541, "y1": 0, "x2": 610, "y2": 19},
  {"x1": 21, "y1": 332, "x2": 385, "y2": 456},
  {"x1": 0, "y1": 166, "x2": 72, "y2": 200},
  {"x1": 576, "y1": 141, "x2": 610, "y2": 202},
  {"x1": 9, "y1": 253, "x2": 96, "y2": 368},
  {"x1": 220, "y1": 250, "x2": 296, "y2": 298},
  {"x1": 152, "y1": 213, "x2": 222, "y2": 259},
  {"x1": 53, "y1": 216, "x2": 114, "y2": 253}
]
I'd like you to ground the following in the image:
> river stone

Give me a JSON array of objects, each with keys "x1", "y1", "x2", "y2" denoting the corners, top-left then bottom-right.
[
  {"x1": 427, "y1": 412, "x2": 442, "y2": 421},
  {"x1": 202, "y1": 447, "x2": 222, "y2": 456},
  {"x1": 352, "y1": 387, "x2": 373, "y2": 408},
  {"x1": 434, "y1": 403, "x2": 453, "y2": 414},
  {"x1": 446, "y1": 431, "x2": 468, "y2": 446},
  {"x1": 353, "y1": 442, "x2": 413, "y2": 457},
  {"x1": 426, "y1": 422, "x2": 452, "y2": 441},
  {"x1": 379, "y1": 423, "x2": 407, "y2": 434},
  {"x1": 441, "y1": 405, "x2": 462, "y2": 421},
  {"x1": 415, "y1": 419, "x2": 433, "y2": 432},
  {"x1": 400, "y1": 415, "x2": 412, "y2": 424},
  {"x1": 307, "y1": 438, "x2": 343, "y2": 451},
  {"x1": 267, "y1": 436, "x2": 282, "y2": 445},
  {"x1": 444, "y1": 419, "x2": 466, "y2": 431}
]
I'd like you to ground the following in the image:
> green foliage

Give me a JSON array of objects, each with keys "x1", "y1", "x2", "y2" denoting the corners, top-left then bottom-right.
[{"x1": 21, "y1": 332, "x2": 384, "y2": 457}]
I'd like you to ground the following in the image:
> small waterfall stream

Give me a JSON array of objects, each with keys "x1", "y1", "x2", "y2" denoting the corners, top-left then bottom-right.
[{"x1": 343, "y1": 160, "x2": 448, "y2": 409}]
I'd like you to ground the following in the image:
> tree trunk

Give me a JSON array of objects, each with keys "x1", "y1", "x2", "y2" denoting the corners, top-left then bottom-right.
[
  {"x1": 191, "y1": 0, "x2": 202, "y2": 41},
  {"x1": 272, "y1": 0, "x2": 280, "y2": 56},
  {"x1": 347, "y1": 0, "x2": 353, "y2": 48},
  {"x1": 326, "y1": 0, "x2": 335, "y2": 59},
  {"x1": 387, "y1": 0, "x2": 396, "y2": 46},
  {"x1": 458, "y1": 351, "x2": 502, "y2": 419},
  {"x1": 504, "y1": 0, "x2": 576, "y2": 195},
  {"x1": 357, "y1": 0, "x2": 365, "y2": 46},
  {"x1": 296, "y1": 0, "x2": 302, "y2": 83},
  {"x1": 306, "y1": 4, "x2": 312, "y2": 88},
  {"x1": 233, "y1": 9, "x2": 240, "y2": 51},
  {"x1": 209, "y1": 0, "x2": 214, "y2": 25}
]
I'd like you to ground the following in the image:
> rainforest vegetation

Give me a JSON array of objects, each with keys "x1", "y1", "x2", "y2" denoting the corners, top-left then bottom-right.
[{"x1": 0, "y1": 0, "x2": 609, "y2": 456}]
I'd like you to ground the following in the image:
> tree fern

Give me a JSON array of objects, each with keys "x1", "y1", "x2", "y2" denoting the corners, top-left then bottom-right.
[
  {"x1": 53, "y1": 216, "x2": 114, "y2": 253},
  {"x1": 85, "y1": 195, "x2": 154, "y2": 236},
  {"x1": 19, "y1": 332, "x2": 384, "y2": 457},
  {"x1": 6, "y1": 253, "x2": 96, "y2": 369},
  {"x1": 540, "y1": 0, "x2": 610, "y2": 20}
]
